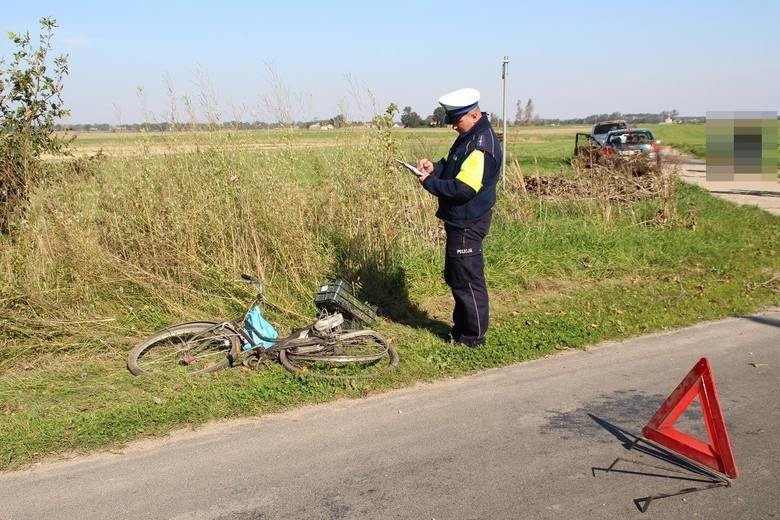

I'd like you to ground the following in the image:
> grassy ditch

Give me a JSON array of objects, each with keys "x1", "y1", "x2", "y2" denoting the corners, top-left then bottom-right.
[{"x1": 1, "y1": 125, "x2": 778, "y2": 471}]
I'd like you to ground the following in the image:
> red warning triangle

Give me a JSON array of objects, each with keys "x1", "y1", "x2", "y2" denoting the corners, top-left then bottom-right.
[{"x1": 642, "y1": 357, "x2": 739, "y2": 479}]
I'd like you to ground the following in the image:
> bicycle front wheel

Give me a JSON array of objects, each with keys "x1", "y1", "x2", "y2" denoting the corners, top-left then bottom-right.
[
  {"x1": 127, "y1": 321, "x2": 240, "y2": 376},
  {"x1": 278, "y1": 329, "x2": 399, "y2": 378}
]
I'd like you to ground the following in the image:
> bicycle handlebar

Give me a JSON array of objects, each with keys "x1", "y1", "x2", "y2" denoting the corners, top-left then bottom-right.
[{"x1": 240, "y1": 273, "x2": 264, "y2": 296}]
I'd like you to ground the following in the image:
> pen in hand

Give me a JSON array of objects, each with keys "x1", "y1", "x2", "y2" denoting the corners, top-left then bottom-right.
[{"x1": 416, "y1": 159, "x2": 433, "y2": 183}]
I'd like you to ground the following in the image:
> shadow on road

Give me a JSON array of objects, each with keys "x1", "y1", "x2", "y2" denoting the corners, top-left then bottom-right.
[
  {"x1": 741, "y1": 314, "x2": 780, "y2": 329},
  {"x1": 710, "y1": 189, "x2": 780, "y2": 198},
  {"x1": 540, "y1": 391, "x2": 727, "y2": 513},
  {"x1": 587, "y1": 414, "x2": 729, "y2": 513},
  {"x1": 541, "y1": 390, "x2": 669, "y2": 442},
  {"x1": 587, "y1": 414, "x2": 714, "y2": 479}
]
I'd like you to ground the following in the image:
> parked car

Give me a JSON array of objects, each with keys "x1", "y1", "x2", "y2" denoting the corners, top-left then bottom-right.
[
  {"x1": 602, "y1": 128, "x2": 660, "y2": 159},
  {"x1": 590, "y1": 120, "x2": 628, "y2": 146}
]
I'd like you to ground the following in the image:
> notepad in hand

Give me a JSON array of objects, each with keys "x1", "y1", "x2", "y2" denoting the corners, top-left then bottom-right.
[{"x1": 395, "y1": 159, "x2": 424, "y2": 177}]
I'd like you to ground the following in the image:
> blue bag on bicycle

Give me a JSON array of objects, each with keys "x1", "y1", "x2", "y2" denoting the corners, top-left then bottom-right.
[{"x1": 242, "y1": 306, "x2": 278, "y2": 350}]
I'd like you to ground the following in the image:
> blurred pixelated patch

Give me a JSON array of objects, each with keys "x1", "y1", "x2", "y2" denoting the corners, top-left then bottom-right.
[{"x1": 706, "y1": 111, "x2": 777, "y2": 182}]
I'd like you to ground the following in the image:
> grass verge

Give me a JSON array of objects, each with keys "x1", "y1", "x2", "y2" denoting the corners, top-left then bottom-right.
[{"x1": 1, "y1": 127, "x2": 778, "y2": 471}]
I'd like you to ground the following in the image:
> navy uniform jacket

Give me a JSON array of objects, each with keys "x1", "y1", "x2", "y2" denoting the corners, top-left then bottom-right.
[{"x1": 422, "y1": 113, "x2": 502, "y2": 227}]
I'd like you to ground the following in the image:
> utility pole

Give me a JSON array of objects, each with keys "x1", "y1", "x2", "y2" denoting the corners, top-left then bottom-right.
[{"x1": 501, "y1": 56, "x2": 510, "y2": 190}]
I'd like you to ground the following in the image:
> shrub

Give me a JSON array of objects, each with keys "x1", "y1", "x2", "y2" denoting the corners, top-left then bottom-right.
[{"x1": 0, "y1": 17, "x2": 70, "y2": 233}]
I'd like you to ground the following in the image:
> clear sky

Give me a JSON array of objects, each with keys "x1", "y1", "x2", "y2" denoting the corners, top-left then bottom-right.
[{"x1": 2, "y1": 0, "x2": 778, "y2": 124}]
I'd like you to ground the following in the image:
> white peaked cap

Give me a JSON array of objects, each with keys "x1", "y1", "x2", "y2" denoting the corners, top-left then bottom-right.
[
  {"x1": 438, "y1": 88, "x2": 480, "y2": 111},
  {"x1": 438, "y1": 88, "x2": 480, "y2": 123}
]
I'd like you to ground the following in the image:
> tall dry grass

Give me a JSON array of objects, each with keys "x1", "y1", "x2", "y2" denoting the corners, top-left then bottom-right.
[
  {"x1": 1, "y1": 112, "x2": 686, "y2": 370},
  {"x1": 0, "y1": 124, "x2": 443, "y2": 366}
]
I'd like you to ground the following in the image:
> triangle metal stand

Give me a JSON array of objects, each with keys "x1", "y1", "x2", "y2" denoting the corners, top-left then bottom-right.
[{"x1": 598, "y1": 432, "x2": 732, "y2": 513}]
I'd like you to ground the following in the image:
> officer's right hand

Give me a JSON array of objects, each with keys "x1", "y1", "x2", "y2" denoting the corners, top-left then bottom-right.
[{"x1": 417, "y1": 158, "x2": 434, "y2": 174}]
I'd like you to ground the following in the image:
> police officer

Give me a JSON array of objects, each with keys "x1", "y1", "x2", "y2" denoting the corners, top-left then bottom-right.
[{"x1": 416, "y1": 88, "x2": 501, "y2": 347}]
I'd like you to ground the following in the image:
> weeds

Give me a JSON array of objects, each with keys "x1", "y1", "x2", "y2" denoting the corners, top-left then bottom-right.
[
  {"x1": 0, "y1": 120, "x2": 777, "y2": 470},
  {"x1": 505, "y1": 146, "x2": 677, "y2": 227}
]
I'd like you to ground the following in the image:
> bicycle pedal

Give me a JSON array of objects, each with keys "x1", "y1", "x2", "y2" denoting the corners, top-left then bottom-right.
[
  {"x1": 241, "y1": 354, "x2": 259, "y2": 369},
  {"x1": 242, "y1": 352, "x2": 273, "y2": 370}
]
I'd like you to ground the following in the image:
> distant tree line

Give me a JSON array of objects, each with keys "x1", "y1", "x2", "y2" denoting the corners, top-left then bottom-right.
[
  {"x1": 551, "y1": 110, "x2": 681, "y2": 125},
  {"x1": 56, "y1": 121, "x2": 289, "y2": 132},
  {"x1": 400, "y1": 106, "x2": 447, "y2": 128},
  {"x1": 393, "y1": 103, "x2": 693, "y2": 129},
  {"x1": 515, "y1": 99, "x2": 537, "y2": 125},
  {"x1": 511, "y1": 100, "x2": 684, "y2": 126},
  {"x1": 54, "y1": 107, "x2": 707, "y2": 133},
  {"x1": 489, "y1": 110, "x2": 692, "y2": 129},
  {"x1": 55, "y1": 116, "x2": 368, "y2": 133}
]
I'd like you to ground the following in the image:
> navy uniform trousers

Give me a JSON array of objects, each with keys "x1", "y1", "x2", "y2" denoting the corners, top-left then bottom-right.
[{"x1": 443, "y1": 211, "x2": 492, "y2": 344}]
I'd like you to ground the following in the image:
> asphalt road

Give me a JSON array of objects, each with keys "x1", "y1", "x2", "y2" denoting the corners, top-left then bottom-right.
[
  {"x1": 669, "y1": 149, "x2": 780, "y2": 216},
  {"x1": 1, "y1": 310, "x2": 778, "y2": 519}
]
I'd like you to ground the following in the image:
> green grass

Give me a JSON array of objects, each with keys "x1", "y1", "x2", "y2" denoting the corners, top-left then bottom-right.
[
  {"x1": 1, "y1": 124, "x2": 778, "y2": 471},
  {"x1": 394, "y1": 126, "x2": 586, "y2": 174},
  {"x1": 645, "y1": 123, "x2": 707, "y2": 157},
  {"x1": 646, "y1": 121, "x2": 780, "y2": 160}
]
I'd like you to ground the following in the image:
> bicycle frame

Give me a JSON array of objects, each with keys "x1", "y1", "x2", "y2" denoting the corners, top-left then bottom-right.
[
  {"x1": 209, "y1": 274, "x2": 351, "y2": 367},
  {"x1": 127, "y1": 273, "x2": 397, "y2": 377}
]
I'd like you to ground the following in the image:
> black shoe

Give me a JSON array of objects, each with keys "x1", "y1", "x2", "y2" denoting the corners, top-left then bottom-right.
[{"x1": 455, "y1": 337, "x2": 485, "y2": 348}]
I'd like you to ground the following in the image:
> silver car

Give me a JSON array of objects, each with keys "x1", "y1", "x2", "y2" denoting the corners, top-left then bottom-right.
[
  {"x1": 603, "y1": 129, "x2": 660, "y2": 159},
  {"x1": 591, "y1": 120, "x2": 628, "y2": 146}
]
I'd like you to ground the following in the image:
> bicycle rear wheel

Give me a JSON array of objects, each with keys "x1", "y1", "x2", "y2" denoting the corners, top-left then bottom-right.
[
  {"x1": 127, "y1": 321, "x2": 240, "y2": 376},
  {"x1": 278, "y1": 329, "x2": 398, "y2": 378}
]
